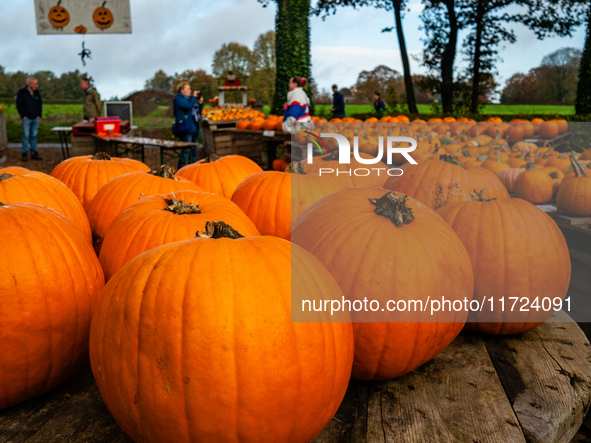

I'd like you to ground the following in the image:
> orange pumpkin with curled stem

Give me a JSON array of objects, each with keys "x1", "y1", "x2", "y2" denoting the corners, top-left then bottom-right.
[
  {"x1": 176, "y1": 154, "x2": 262, "y2": 199},
  {"x1": 0, "y1": 171, "x2": 91, "y2": 242},
  {"x1": 436, "y1": 198, "x2": 570, "y2": 335},
  {"x1": 557, "y1": 154, "x2": 591, "y2": 216},
  {"x1": 89, "y1": 220, "x2": 354, "y2": 443},
  {"x1": 0, "y1": 202, "x2": 104, "y2": 409},
  {"x1": 86, "y1": 165, "x2": 203, "y2": 253},
  {"x1": 50, "y1": 152, "x2": 150, "y2": 211},
  {"x1": 290, "y1": 188, "x2": 474, "y2": 380},
  {"x1": 99, "y1": 190, "x2": 260, "y2": 280}
]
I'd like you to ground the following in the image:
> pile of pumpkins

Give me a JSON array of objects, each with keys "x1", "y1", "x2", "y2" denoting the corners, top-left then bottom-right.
[
  {"x1": 202, "y1": 106, "x2": 264, "y2": 121},
  {"x1": 0, "y1": 119, "x2": 588, "y2": 442}
]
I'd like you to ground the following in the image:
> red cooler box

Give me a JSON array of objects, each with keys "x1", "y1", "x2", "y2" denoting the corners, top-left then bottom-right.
[{"x1": 94, "y1": 117, "x2": 121, "y2": 134}]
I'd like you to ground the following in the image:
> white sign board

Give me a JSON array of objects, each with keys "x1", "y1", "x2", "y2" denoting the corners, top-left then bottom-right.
[{"x1": 35, "y1": 0, "x2": 132, "y2": 34}]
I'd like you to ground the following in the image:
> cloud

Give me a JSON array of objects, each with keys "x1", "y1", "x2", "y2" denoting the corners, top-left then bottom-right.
[{"x1": 312, "y1": 46, "x2": 423, "y2": 90}]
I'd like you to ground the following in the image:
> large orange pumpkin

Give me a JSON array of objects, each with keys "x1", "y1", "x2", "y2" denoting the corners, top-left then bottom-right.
[
  {"x1": 50, "y1": 152, "x2": 150, "y2": 210},
  {"x1": 291, "y1": 188, "x2": 474, "y2": 380},
  {"x1": 437, "y1": 198, "x2": 570, "y2": 335},
  {"x1": 231, "y1": 171, "x2": 290, "y2": 237},
  {"x1": 0, "y1": 166, "x2": 29, "y2": 175},
  {"x1": 176, "y1": 154, "x2": 262, "y2": 199},
  {"x1": 86, "y1": 165, "x2": 203, "y2": 252},
  {"x1": 557, "y1": 154, "x2": 591, "y2": 216},
  {"x1": 89, "y1": 221, "x2": 354, "y2": 443},
  {"x1": 0, "y1": 171, "x2": 92, "y2": 241},
  {"x1": 0, "y1": 202, "x2": 104, "y2": 409},
  {"x1": 539, "y1": 122, "x2": 559, "y2": 139},
  {"x1": 383, "y1": 155, "x2": 510, "y2": 210},
  {"x1": 497, "y1": 167, "x2": 524, "y2": 192},
  {"x1": 99, "y1": 191, "x2": 260, "y2": 280}
]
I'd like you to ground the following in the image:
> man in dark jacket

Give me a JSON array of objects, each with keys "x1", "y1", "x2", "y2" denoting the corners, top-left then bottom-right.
[
  {"x1": 16, "y1": 77, "x2": 43, "y2": 161},
  {"x1": 330, "y1": 84, "x2": 345, "y2": 119},
  {"x1": 373, "y1": 92, "x2": 386, "y2": 118}
]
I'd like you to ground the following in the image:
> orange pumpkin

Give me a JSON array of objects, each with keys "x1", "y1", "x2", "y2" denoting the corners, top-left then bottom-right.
[
  {"x1": 290, "y1": 188, "x2": 474, "y2": 380},
  {"x1": 176, "y1": 154, "x2": 262, "y2": 199},
  {"x1": 0, "y1": 202, "x2": 104, "y2": 409},
  {"x1": 480, "y1": 159, "x2": 510, "y2": 175},
  {"x1": 0, "y1": 171, "x2": 92, "y2": 241},
  {"x1": 538, "y1": 122, "x2": 559, "y2": 139},
  {"x1": 86, "y1": 165, "x2": 203, "y2": 253},
  {"x1": 557, "y1": 154, "x2": 591, "y2": 216},
  {"x1": 99, "y1": 191, "x2": 260, "y2": 280},
  {"x1": 273, "y1": 158, "x2": 289, "y2": 171},
  {"x1": 50, "y1": 152, "x2": 150, "y2": 210},
  {"x1": 513, "y1": 162, "x2": 553, "y2": 204},
  {"x1": 74, "y1": 25, "x2": 87, "y2": 34},
  {"x1": 236, "y1": 119, "x2": 250, "y2": 130},
  {"x1": 90, "y1": 221, "x2": 354, "y2": 443},
  {"x1": 383, "y1": 155, "x2": 510, "y2": 210},
  {"x1": 437, "y1": 198, "x2": 570, "y2": 335},
  {"x1": 0, "y1": 166, "x2": 29, "y2": 175},
  {"x1": 48, "y1": 0, "x2": 70, "y2": 28},
  {"x1": 93, "y1": 1, "x2": 114, "y2": 29}
]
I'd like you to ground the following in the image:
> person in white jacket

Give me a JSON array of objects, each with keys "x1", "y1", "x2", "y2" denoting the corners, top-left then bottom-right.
[{"x1": 282, "y1": 76, "x2": 313, "y2": 134}]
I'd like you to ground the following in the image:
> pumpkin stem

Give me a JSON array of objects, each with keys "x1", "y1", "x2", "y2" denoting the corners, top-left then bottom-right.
[
  {"x1": 569, "y1": 152, "x2": 588, "y2": 178},
  {"x1": 92, "y1": 152, "x2": 111, "y2": 161},
  {"x1": 525, "y1": 159, "x2": 535, "y2": 171},
  {"x1": 470, "y1": 189, "x2": 495, "y2": 202},
  {"x1": 286, "y1": 161, "x2": 306, "y2": 174},
  {"x1": 150, "y1": 165, "x2": 178, "y2": 179},
  {"x1": 439, "y1": 154, "x2": 463, "y2": 167},
  {"x1": 0, "y1": 202, "x2": 4, "y2": 206},
  {"x1": 322, "y1": 150, "x2": 341, "y2": 161},
  {"x1": 102, "y1": 1, "x2": 107, "y2": 6},
  {"x1": 369, "y1": 191, "x2": 415, "y2": 227},
  {"x1": 163, "y1": 198, "x2": 201, "y2": 215},
  {"x1": 203, "y1": 153, "x2": 221, "y2": 163},
  {"x1": 549, "y1": 171, "x2": 559, "y2": 179},
  {"x1": 0, "y1": 173, "x2": 13, "y2": 181},
  {"x1": 57, "y1": 0, "x2": 62, "y2": 5},
  {"x1": 196, "y1": 221, "x2": 244, "y2": 239}
]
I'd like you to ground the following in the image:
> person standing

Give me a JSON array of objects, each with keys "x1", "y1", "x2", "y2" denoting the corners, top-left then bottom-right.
[
  {"x1": 80, "y1": 78, "x2": 103, "y2": 120},
  {"x1": 282, "y1": 76, "x2": 312, "y2": 134},
  {"x1": 173, "y1": 82, "x2": 200, "y2": 169},
  {"x1": 330, "y1": 84, "x2": 345, "y2": 119},
  {"x1": 16, "y1": 77, "x2": 43, "y2": 162},
  {"x1": 373, "y1": 92, "x2": 386, "y2": 118}
]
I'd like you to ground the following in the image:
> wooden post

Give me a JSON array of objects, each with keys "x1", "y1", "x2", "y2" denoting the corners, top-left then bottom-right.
[{"x1": 0, "y1": 112, "x2": 7, "y2": 164}]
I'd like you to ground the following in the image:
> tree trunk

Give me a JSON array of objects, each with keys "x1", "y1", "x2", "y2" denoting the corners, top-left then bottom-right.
[
  {"x1": 272, "y1": 0, "x2": 313, "y2": 116},
  {"x1": 470, "y1": 0, "x2": 485, "y2": 114},
  {"x1": 441, "y1": 0, "x2": 457, "y2": 114},
  {"x1": 393, "y1": 0, "x2": 418, "y2": 114},
  {"x1": 576, "y1": 5, "x2": 591, "y2": 115}
]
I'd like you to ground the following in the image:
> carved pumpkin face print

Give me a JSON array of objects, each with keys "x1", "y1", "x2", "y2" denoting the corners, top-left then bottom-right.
[
  {"x1": 48, "y1": 0, "x2": 70, "y2": 28},
  {"x1": 75, "y1": 25, "x2": 87, "y2": 34},
  {"x1": 93, "y1": 2, "x2": 114, "y2": 29}
]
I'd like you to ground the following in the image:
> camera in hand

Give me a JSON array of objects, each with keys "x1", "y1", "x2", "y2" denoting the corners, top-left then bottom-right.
[{"x1": 196, "y1": 90, "x2": 202, "y2": 99}]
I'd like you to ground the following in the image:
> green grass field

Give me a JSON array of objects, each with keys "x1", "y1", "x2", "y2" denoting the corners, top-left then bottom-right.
[{"x1": 0, "y1": 102, "x2": 578, "y2": 143}]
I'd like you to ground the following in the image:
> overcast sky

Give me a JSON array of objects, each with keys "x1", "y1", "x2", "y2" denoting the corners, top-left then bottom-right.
[{"x1": 0, "y1": 0, "x2": 586, "y2": 101}]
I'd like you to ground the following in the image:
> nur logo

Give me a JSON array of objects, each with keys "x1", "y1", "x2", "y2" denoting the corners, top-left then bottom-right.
[
  {"x1": 306, "y1": 134, "x2": 418, "y2": 165},
  {"x1": 303, "y1": 133, "x2": 418, "y2": 178}
]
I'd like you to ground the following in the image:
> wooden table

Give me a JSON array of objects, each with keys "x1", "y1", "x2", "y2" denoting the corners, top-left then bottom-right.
[
  {"x1": 92, "y1": 135, "x2": 199, "y2": 165},
  {"x1": 1, "y1": 311, "x2": 588, "y2": 443}
]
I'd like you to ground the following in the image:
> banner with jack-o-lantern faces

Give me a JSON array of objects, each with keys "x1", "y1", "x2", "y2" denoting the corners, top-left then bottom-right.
[{"x1": 35, "y1": 0, "x2": 131, "y2": 34}]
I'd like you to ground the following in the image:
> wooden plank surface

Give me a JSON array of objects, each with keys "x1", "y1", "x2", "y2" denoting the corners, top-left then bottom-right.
[
  {"x1": 314, "y1": 333, "x2": 526, "y2": 443},
  {"x1": 2, "y1": 317, "x2": 589, "y2": 442},
  {"x1": 484, "y1": 310, "x2": 591, "y2": 443},
  {"x1": 0, "y1": 361, "x2": 131, "y2": 443}
]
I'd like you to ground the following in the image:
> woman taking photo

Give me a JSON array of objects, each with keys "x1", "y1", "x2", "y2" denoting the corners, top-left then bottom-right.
[
  {"x1": 173, "y1": 82, "x2": 203, "y2": 169},
  {"x1": 282, "y1": 76, "x2": 312, "y2": 134}
]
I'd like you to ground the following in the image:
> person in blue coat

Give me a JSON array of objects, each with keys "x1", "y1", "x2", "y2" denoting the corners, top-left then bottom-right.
[
  {"x1": 373, "y1": 92, "x2": 386, "y2": 118},
  {"x1": 330, "y1": 84, "x2": 345, "y2": 119},
  {"x1": 173, "y1": 82, "x2": 202, "y2": 169}
]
